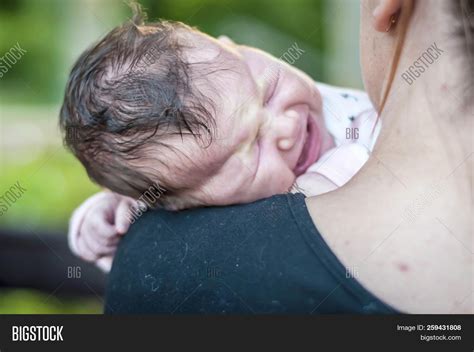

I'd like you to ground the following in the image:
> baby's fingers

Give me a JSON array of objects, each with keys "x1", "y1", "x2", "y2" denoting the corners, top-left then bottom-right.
[
  {"x1": 82, "y1": 230, "x2": 118, "y2": 259},
  {"x1": 82, "y1": 210, "x2": 117, "y2": 241},
  {"x1": 115, "y1": 198, "x2": 136, "y2": 234},
  {"x1": 77, "y1": 211, "x2": 119, "y2": 260},
  {"x1": 75, "y1": 235, "x2": 99, "y2": 262},
  {"x1": 96, "y1": 256, "x2": 113, "y2": 272}
]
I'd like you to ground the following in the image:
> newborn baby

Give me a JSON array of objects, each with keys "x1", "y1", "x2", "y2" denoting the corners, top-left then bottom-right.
[{"x1": 60, "y1": 9, "x2": 379, "y2": 270}]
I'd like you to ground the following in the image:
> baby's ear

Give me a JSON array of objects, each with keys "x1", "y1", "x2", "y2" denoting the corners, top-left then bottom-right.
[{"x1": 217, "y1": 35, "x2": 235, "y2": 46}]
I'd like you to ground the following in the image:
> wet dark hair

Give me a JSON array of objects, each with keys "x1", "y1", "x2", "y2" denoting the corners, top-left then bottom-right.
[{"x1": 59, "y1": 3, "x2": 216, "y2": 209}]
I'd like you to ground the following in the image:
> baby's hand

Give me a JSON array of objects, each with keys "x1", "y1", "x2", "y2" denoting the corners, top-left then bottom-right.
[{"x1": 68, "y1": 191, "x2": 137, "y2": 267}]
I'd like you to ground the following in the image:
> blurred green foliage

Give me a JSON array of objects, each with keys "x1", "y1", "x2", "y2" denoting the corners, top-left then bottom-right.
[
  {"x1": 0, "y1": 0, "x2": 62, "y2": 104},
  {"x1": 0, "y1": 148, "x2": 100, "y2": 231},
  {"x1": 0, "y1": 289, "x2": 102, "y2": 314},
  {"x1": 0, "y1": 0, "x2": 328, "y2": 106}
]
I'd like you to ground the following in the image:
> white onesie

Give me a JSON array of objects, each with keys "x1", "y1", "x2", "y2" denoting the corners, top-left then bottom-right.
[{"x1": 294, "y1": 83, "x2": 380, "y2": 195}]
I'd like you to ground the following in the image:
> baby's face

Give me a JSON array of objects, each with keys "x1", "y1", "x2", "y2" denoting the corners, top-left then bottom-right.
[{"x1": 157, "y1": 31, "x2": 334, "y2": 207}]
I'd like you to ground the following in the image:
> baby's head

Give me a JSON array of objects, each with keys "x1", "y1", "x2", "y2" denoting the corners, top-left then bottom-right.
[{"x1": 60, "y1": 5, "x2": 333, "y2": 210}]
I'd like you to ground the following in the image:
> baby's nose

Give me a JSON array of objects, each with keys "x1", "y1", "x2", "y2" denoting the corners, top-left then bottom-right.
[{"x1": 277, "y1": 109, "x2": 300, "y2": 151}]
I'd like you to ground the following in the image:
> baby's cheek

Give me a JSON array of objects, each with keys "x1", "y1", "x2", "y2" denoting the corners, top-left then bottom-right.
[
  {"x1": 190, "y1": 159, "x2": 256, "y2": 206},
  {"x1": 255, "y1": 163, "x2": 295, "y2": 198}
]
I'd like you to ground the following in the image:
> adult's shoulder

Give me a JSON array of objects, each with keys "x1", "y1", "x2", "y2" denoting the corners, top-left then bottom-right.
[
  {"x1": 105, "y1": 193, "x2": 396, "y2": 314},
  {"x1": 115, "y1": 192, "x2": 310, "y2": 254},
  {"x1": 106, "y1": 193, "x2": 312, "y2": 313}
]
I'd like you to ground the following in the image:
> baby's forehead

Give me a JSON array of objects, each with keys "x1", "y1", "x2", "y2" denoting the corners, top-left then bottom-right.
[
  {"x1": 181, "y1": 30, "x2": 247, "y2": 76},
  {"x1": 181, "y1": 30, "x2": 224, "y2": 61}
]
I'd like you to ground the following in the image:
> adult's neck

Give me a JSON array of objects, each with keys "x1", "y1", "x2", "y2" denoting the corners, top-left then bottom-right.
[
  {"x1": 307, "y1": 3, "x2": 472, "y2": 312},
  {"x1": 320, "y1": 0, "x2": 472, "y2": 234},
  {"x1": 367, "y1": 0, "x2": 471, "y2": 201},
  {"x1": 307, "y1": 85, "x2": 471, "y2": 312}
]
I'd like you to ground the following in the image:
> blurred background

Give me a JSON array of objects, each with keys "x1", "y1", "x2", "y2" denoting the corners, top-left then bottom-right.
[{"x1": 0, "y1": 0, "x2": 362, "y2": 313}]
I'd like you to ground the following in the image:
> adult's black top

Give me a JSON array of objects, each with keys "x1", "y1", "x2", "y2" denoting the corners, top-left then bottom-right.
[{"x1": 105, "y1": 193, "x2": 399, "y2": 314}]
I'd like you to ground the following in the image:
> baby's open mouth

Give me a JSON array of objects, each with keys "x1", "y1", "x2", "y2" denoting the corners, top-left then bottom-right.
[{"x1": 294, "y1": 114, "x2": 321, "y2": 176}]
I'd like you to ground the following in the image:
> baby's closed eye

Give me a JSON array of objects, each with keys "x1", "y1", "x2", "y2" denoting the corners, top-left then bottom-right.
[{"x1": 263, "y1": 67, "x2": 280, "y2": 105}]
